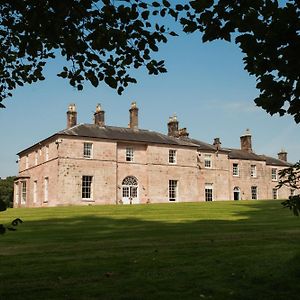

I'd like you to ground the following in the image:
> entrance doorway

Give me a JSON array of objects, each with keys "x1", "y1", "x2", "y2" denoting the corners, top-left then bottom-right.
[
  {"x1": 233, "y1": 187, "x2": 240, "y2": 200},
  {"x1": 122, "y1": 176, "x2": 139, "y2": 204}
]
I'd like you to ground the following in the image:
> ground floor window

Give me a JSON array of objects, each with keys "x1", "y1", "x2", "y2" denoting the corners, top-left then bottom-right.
[
  {"x1": 251, "y1": 186, "x2": 257, "y2": 200},
  {"x1": 272, "y1": 188, "x2": 278, "y2": 200},
  {"x1": 205, "y1": 183, "x2": 213, "y2": 201},
  {"x1": 169, "y1": 180, "x2": 178, "y2": 201},
  {"x1": 14, "y1": 182, "x2": 19, "y2": 205},
  {"x1": 33, "y1": 180, "x2": 37, "y2": 204},
  {"x1": 122, "y1": 176, "x2": 138, "y2": 204},
  {"x1": 21, "y1": 181, "x2": 27, "y2": 204},
  {"x1": 82, "y1": 176, "x2": 93, "y2": 200},
  {"x1": 44, "y1": 177, "x2": 49, "y2": 203}
]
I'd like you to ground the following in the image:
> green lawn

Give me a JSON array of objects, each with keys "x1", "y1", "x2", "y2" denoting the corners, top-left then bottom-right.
[{"x1": 1, "y1": 200, "x2": 300, "y2": 300}]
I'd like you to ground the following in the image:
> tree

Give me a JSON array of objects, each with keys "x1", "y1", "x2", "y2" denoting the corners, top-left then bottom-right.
[
  {"x1": 0, "y1": 198, "x2": 22, "y2": 234},
  {"x1": 0, "y1": 176, "x2": 16, "y2": 208},
  {"x1": 278, "y1": 162, "x2": 300, "y2": 216},
  {"x1": 1, "y1": 1, "x2": 299, "y2": 123}
]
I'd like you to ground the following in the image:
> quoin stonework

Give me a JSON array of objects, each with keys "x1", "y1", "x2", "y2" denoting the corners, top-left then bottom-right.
[{"x1": 14, "y1": 103, "x2": 294, "y2": 207}]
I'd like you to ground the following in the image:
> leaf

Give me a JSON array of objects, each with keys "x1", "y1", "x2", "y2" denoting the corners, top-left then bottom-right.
[{"x1": 105, "y1": 76, "x2": 117, "y2": 89}]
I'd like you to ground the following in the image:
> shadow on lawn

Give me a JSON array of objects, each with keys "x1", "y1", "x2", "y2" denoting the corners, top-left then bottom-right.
[{"x1": 1, "y1": 200, "x2": 300, "y2": 300}]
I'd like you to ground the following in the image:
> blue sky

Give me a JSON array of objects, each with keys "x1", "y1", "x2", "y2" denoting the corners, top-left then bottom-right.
[{"x1": 0, "y1": 32, "x2": 299, "y2": 177}]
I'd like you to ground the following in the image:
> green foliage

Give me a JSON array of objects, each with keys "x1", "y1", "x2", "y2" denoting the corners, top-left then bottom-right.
[
  {"x1": 0, "y1": 198, "x2": 23, "y2": 234},
  {"x1": 0, "y1": 176, "x2": 15, "y2": 207},
  {"x1": 0, "y1": 1, "x2": 299, "y2": 122},
  {"x1": 278, "y1": 161, "x2": 300, "y2": 216},
  {"x1": 181, "y1": 0, "x2": 300, "y2": 123}
]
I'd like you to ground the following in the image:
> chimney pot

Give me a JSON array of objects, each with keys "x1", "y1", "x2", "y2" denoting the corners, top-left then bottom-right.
[
  {"x1": 129, "y1": 101, "x2": 138, "y2": 130},
  {"x1": 67, "y1": 103, "x2": 77, "y2": 128},
  {"x1": 278, "y1": 149, "x2": 287, "y2": 162},
  {"x1": 94, "y1": 103, "x2": 105, "y2": 127},
  {"x1": 240, "y1": 129, "x2": 252, "y2": 152},
  {"x1": 168, "y1": 114, "x2": 179, "y2": 137}
]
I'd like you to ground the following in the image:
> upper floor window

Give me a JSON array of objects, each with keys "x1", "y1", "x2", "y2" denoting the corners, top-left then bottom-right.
[
  {"x1": 82, "y1": 175, "x2": 93, "y2": 200},
  {"x1": 169, "y1": 150, "x2": 177, "y2": 164},
  {"x1": 169, "y1": 180, "x2": 178, "y2": 201},
  {"x1": 204, "y1": 154, "x2": 212, "y2": 168},
  {"x1": 205, "y1": 183, "x2": 213, "y2": 201},
  {"x1": 233, "y1": 163, "x2": 239, "y2": 176},
  {"x1": 250, "y1": 165, "x2": 257, "y2": 178},
  {"x1": 83, "y1": 143, "x2": 93, "y2": 158},
  {"x1": 25, "y1": 155, "x2": 29, "y2": 169},
  {"x1": 34, "y1": 151, "x2": 38, "y2": 165},
  {"x1": 251, "y1": 186, "x2": 257, "y2": 200},
  {"x1": 271, "y1": 168, "x2": 277, "y2": 181},
  {"x1": 126, "y1": 147, "x2": 134, "y2": 162},
  {"x1": 45, "y1": 146, "x2": 49, "y2": 161}
]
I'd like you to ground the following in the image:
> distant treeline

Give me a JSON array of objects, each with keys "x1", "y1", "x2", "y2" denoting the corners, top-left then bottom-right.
[{"x1": 0, "y1": 176, "x2": 15, "y2": 208}]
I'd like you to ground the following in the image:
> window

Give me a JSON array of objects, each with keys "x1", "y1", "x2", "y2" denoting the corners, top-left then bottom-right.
[
  {"x1": 25, "y1": 155, "x2": 29, "y2": 169},
  {"x1": 251, "y1": 165, "x2": 257, "y2": 177},
  {"x1": 15, "y1": 182, "x2": 19, "y2": 205},
  {"x1": 45, "y1": 146, "x2": 49, "y2": 161},
  {"x1": 44, "y1": 177, "x2": 49, "y2": 203},
  {"x1": 83, "y1": 143, "x2": 93, "y2": 158},
  {"x1": 271, "y1": 168, "x2": 277, "y2": 181},
  {"x1": 33, "y1": 181, "x2": 37, "y2": 204},
  {"x1": 34, "y1": 151, "x2": 38, "y2": 165},
  {"x1": 251, "y1": 186, "x2": 257, "y2": 200},
  {"x1": 233, "y1": 163, "x2": 239, "y2": 176},
  {"x1": 205, "y1": 183, "x2": 213, "y2": 201},
  {"x1": 126, "y1": 147, "x2": 134, "y2": 162},
  {"x1": 272, "y1": 188, "x2": 278, "y2": 200},
  {"x1": 169, "y1": 149, "x2": 177, "y2": 164},
  {"x1": 21, "y1": 181, "x2": 27, "y2": 204},
  {"x1": 204, "y1": 154, "x2": 212, "y2": 168},
  {"x1": 82, "y1": 176, "x2": 93, "y2": 200},
  {"x1": 169, "y1": 180, "x2": 178, "y2": 201}
]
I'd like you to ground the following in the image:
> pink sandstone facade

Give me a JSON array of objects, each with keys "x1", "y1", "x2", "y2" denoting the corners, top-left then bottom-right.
[{"x1": 14, "y1": 103, "x2": 293, "y2": 207}]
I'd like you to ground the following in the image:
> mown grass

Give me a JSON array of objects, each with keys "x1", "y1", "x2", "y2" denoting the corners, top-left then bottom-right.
[{"x1": 1, "y1": 200, "x2": 300, "y2": 300}]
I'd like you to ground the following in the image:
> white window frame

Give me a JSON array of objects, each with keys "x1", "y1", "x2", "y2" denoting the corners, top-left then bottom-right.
[
  {"x1": 250, "y1": 165, "x2": 257, "y2": 178},
  {"x1": 34, "y1": 151, "x2": 38, "y2": 166},
  {"x1": 169, "y1": 149, "x2": 177, "y2": 164},
  {"x1": 15, "y1": 182, "x2": 19, "y2": 205},
  {"x1": 82, "y1": 175, "x2": 93, "y2": 200},
  {"x1": 169, "y1": 180, "x2": 178, "y2": 202},
  {"x1": 126, "y1": 147, "x2": 134, "y2": 162},
  {"x1": 83, "y1": 143, "x2": 93, "y2": 159},
  {"x1": 272, "y1": 188, "x2": 278, "y2": 200},
  {"x1": 44, "y1": 177, "x2": 49, "y2": 203},
  {"x1": 251, "y1": 186, "x2": 257, "y2": 200},
  {"x1": 205, "y1": 183, "x2": 213, "y2": 201},
  {"x1": 45, "y1": 145, "x2": 49, "y2": 161},
  {"x1": 33, "y1": 180, "x2": 38, "y2": 204},
  {"x1": 25, "y1": 155, "x2": 29, "y2": 169},
  {"x1": 233, "y1": 163, "x2": 239, "y2": 176},
  {"x1": 271, "y1": 168, "x2": 277, "y2": 181},
  {"x1": 204, "y1": 154, "x2": 212, "y2": 169},
  {"x1": 21, "y1": 181, "x2": 27, "y2": 204}
]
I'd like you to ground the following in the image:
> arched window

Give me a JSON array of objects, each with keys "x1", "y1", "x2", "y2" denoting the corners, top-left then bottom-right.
[{"x1": 122, "y1": 176, "x2": 138, "y2": 186}]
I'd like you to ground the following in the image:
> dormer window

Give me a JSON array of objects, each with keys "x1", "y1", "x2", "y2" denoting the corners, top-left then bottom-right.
[
  {"x1": 83, "y1": 143, "x2": 93, "y2": 158},
  {"x1": 169, "y1": 150, "x2": 177, "y2": 164},
  {"x1": 126, "y1": 147, "x2": 134, "y2": 162}
]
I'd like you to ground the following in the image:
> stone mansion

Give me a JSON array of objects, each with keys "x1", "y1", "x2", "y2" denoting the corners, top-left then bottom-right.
[{"x1": 14, "y1": 102, "x2": 293, "y2": 207}]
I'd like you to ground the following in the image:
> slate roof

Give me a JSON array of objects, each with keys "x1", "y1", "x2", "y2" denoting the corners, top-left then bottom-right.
[
  {"x1": 226, "y1": 148, "x2": 266, "y2": 161},
  {"x1": 180, "y1": 137, "x2": 229, "y2": 152},
  {"x1": 259, "y1": 155, "x2": 291, "y2": 167}
]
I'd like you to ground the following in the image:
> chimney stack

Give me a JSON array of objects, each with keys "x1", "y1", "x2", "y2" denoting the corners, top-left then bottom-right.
[
  {"x1": 213, "y1": 138, "x2": 222, "y2": 150},
  {"x1": 129, "y1": 101, "x2": 138, "y2": 130},
  {"x1": 278, "y1": 149, "x2": 287, "y2": 162},
  {"x1": 67, "y1": 104, "x2": 77, "y2": 128},
  {"x1": 94, "y1": 104, "x2": 105, "y2": 127},
  {"x1": 178, "y1": 128, "x2": 189, "y2": 138},
  {"x1": 240, "y1": 129, "x2": 252, "y2": 153},
  {"x1": 168, "y1": 115, "x2": 179, "y2": 137}
]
